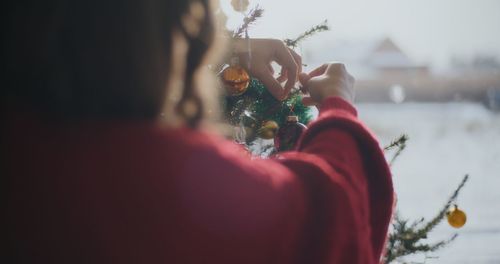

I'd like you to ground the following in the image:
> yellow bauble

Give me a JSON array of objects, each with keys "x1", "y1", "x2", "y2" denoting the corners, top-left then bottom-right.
[
  {"x1": 446, "y1": 205, "x2": 467, "y2": 228},
  {"x1": 221, "y1": 65, "x2": 250, "y2": 96},
  {"x1": 259, "y1": 120, "x2": 279, "y2": 139}
]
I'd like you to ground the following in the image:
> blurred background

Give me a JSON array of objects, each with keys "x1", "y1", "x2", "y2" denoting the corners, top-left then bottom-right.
[{"x1": 222, "y1": 0, "x2": 500, "y2": 263}]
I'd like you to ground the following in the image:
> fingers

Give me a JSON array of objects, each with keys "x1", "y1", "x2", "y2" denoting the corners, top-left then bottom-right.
[
  {"x1": 275, "y1": 47, "x2": 301, "y2": 86},
  {"x1": 300, "y1": 62, "x2": 346, "y2": 90},
  {"x1": 308, "y1": 63, "x2": 329, "y2": 78},
  {"x1": 288, "y1": 48, "x2": 302, "y2": 77},
  {"x1": 244, "y1": 39, "x2": 306, "y2": 101},
  {"x1": 298, "y1": 72, "x2": 310, "y2": 93},
  {"x1": 273, "y1": 41, "x2": 298, "y2": 92},
  {"x1": 277, "y1": 67, "x2": 287, "y2": 83},
  {"x1": 254, "y1": 70, "x2": 288, "y2": 101},
  {"x1": 267, "y1": 63, "x2": 275, "y2": 75},
  {"x1": 299, "y1": 72, "x2": 311, "y2": 86}
]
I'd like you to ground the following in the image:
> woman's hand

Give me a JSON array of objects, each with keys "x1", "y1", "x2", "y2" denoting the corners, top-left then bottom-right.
[
  {"x1": 299, "y1": 63, "x2": 355, "y2": 105},
  {"x1": 233, "y1": 38, "x2": 301, "y2": 101}
]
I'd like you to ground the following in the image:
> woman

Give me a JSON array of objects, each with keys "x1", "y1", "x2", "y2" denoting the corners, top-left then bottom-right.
[{"x1": 2, "y1": 0, "x2": 393, "y2": 263}]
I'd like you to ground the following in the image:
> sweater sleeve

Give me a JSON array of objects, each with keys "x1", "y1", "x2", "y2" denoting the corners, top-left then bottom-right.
[{"x1": 277, "y1": 97, "x2": 394, "y2": 264}]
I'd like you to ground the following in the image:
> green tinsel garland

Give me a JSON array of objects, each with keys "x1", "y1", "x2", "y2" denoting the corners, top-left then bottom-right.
[{"x1": 224, "y1": 78, "x2": 313, "y2": 143}]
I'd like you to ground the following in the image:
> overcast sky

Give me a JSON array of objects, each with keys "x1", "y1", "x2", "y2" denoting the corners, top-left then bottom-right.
[{"x1": 221, "y1": 0, "x2": 500, "y2": 70}]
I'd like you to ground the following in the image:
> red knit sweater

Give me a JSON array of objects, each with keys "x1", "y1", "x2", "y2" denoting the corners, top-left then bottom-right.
[{"x1": 4, "y1": 97, "x2": 393, "y2": 263}]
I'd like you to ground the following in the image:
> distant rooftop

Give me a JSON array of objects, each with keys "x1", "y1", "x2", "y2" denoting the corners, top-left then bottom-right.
[
  {"x1": 367, "y1": 38, "x2": 415, "y2": 68},
  {"x1": 303, "y1": 37, "x2": 426, "y2": 78}
]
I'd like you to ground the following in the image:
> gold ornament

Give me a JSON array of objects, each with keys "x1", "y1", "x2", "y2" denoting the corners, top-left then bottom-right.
[
  {"x1": 446, "y1": 205, "x2": 467, "y2": 228},
  {"x1": 259, "y1": 120, "x2": 279, "y2": 139},
  {"x1": 231, "y1": 0, "x2": 250, "y2": 12},
  {"x1": 221, "y1": 64, "x2": 250, "y2": 96}
]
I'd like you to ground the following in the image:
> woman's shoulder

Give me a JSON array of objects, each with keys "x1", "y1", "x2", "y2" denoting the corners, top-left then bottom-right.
[
  {"x1": 153, "y1": 126, "x2": 306, "y2": 245},
  {"x1": 154, "y1": 126, "x2": 303, "y2": 195}
]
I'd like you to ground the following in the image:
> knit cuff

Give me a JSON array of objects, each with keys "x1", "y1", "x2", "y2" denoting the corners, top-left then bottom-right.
[{"x1": 318, "y1": 96, "x2": 357, "y2": 118}]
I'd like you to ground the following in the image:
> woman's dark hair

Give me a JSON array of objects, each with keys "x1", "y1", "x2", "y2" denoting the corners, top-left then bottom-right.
[{"x1": 1, "y1": 0, "x2": 214, "y2": 125}]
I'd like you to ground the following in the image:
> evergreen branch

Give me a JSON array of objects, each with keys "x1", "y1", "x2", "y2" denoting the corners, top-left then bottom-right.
[
  {"x1": 414, "y1": 175, "x2": 469, "y2": 237},
  {"x1": 224, "y1": 79, "x2": 312, "y2": 149},
  {"x1": 284, "y1": 20, "x2": 330, "y2": 48},
  {"x1": 384, "y1": 134, "x2": 409, "y2": 151},
  {"x1": 386, "y1": 134, "x2": 409, "y2": 166},
  {"x1": 233, "y1": 6, "x2": 264, "y2": 38},
  {"x1": 384, "y1": 175, "x2": 469, "y2": 263},
  {"x1": 387, "y1": 232, "x2": 457, "y2": 262}
]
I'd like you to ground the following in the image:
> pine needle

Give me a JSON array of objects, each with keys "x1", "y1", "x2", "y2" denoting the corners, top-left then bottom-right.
[
  {"x1": 384, "y1": 134, "x2": 409, "y2": 166},
  {"x1": 233, "y1": 6, "x2": 264, "y2": 38},
  {"x1": 384, "y1": 134, "x2": 409, "y2": 151},
  {"x1": 284, "y1": 20, "x2": 330, "y2": 48}
]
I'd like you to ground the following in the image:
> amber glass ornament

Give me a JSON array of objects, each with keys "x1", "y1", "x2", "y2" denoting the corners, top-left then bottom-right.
[
  {"x1": 259, "y1": 120, "x2": 279, "y2": 139},
  {"x1": 274, "y1": 116, "x2": 307, "y2": 151},
  {"x1": 446, "y1": 205, "x2": 467, "y2": 228},
  {"x1": 221, "y1": 64, "x2": 250, "y2": 96}
]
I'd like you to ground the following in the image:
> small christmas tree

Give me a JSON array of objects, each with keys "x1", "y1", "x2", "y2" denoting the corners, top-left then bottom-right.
[
  {"x1": 220, "y1": 6, "x2": 328, "y2": 154},
  {"x1": 218, "y1": 4, "x2": 469, "y2": 263}
]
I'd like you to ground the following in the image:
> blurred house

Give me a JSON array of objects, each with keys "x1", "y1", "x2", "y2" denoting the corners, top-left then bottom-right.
[
  {"x1": 365, "y1": 38, "x2": 429, "y2": 78},
  {"x1": 353, "y1": 37, "x2": 430, "y2": 103},
  {"x1": 304, "y1": 37, "x2": 500, "y2": 104}
]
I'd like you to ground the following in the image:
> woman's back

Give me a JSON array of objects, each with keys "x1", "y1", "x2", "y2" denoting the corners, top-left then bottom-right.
[
  {"x1": 4, "y1": 98, "x2": 393, "y2": 263},
  {"x1": 4, "y1": 112, "x2": 305, "y2": 263},
  {"x1": 2, "y1": 1, "x2": 393, "y2": 263}
]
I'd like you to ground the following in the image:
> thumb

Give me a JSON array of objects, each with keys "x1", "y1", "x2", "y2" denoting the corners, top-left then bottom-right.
[
  {"x1": 299, "y1": 72, "x2": 310, "y2": 86},
  {"x1": 299, "y1": 72, "x2": 311, "y2": 93}
]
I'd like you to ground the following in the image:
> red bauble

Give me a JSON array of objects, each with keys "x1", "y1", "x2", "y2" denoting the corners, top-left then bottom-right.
[{"x1": 274, "y1": 116, "x2": 307, "y2": 152}]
